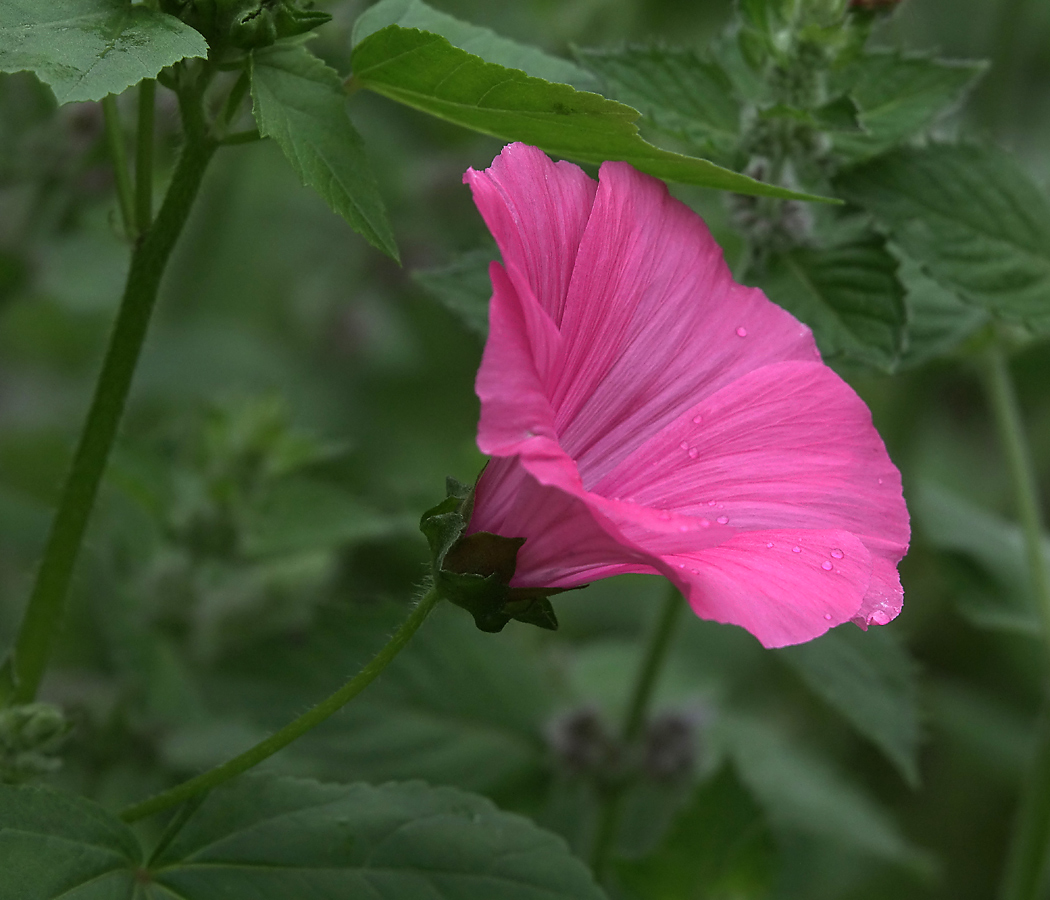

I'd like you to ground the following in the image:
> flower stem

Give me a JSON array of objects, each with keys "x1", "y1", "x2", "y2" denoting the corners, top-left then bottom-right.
[
  {"x1": 135, "y1": 79, "x2": 156, "y2": 233},
  {"x1": 102, "y1": 94, "x2": 135, "y2": 238},
  {"x1": 120, "y1": 587, "x2": 443, "y2": 824},
  {"x1": 0, "y1": 86, "x2": 216, "y2": 707},
  {"x1": 590, "y1": 583, "x2": 684, "y2": 877},
  {"x1": 983, "y1": 339, "x2": 1050, "y2": 900}
]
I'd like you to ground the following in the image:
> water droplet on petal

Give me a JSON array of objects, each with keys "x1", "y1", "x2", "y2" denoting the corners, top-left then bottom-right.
[
  {"x1": 692, "y1": 414, "x2": 703, "y2": 424},
  {"x1": 688, "y1": 447, "x2": 698, "y2": 459},
  {"x1": 871, "y1": 609, "x2": 892, "y2": 626},
  {"x1": 679, "y1": 440, "x2": 689, "y2": 451},
  {"x1": 792, "y1": 546, "x2": 801, "y2": 553},
  {"x1": 878, "y1": 477, "x2": 883, "y2": 485},
  {"x1": 708, "y1": 500, "x2": 717, "y2": 507},
  {"x1": 679, "y1": 524, "x2": 690, "y2": 532},
  {"x1": 716, "y1": 515, "x2": 729, "y2": 525},
  {"x1": 766, "y1": 542, "x2": 774, "y2": 549},
  {"x1": 821, "y1": 561, "x2": 833, "y2": 571},
  {"x1": 831, "y1": 548, "x2": 844, "y2": 559},
  {"x1": 678, "y1": 563, "x2": 685, "y2": 569},
  {"x1": 824, "y1": 613, "x2": 832, "y2": 621},
  {"x1": 699, "y1": 518, "x2": 711, "y2": 528},
  {"x1": 736, "y1": 326, "x2": 748, "y2": 337}
]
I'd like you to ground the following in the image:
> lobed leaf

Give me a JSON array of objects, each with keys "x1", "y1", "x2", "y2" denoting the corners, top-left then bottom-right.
[
  {"x1": 412, "y1": 248, "x2": 496, "y2": 337},
  {"x1": 351, "y1": 25, "x2": 832, "y2": 201},
  {"x1": 0, "y1": 0, "x2": 207, "y2": 104},
  {"x1": 250, "y1": 44, "x2": 399, "y2": 260},
  {"x1": 837, "y1": 144, "x2": 1050, "y2": 330}
]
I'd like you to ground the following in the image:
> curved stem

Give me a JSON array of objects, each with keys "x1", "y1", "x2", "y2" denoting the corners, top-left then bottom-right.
[
  {"x1": 0, "y1": 86, "x2": 216, "y2": 707},
  {"x1": 102, "y1": 95, "x2": 135, "y2": 237},
  {"x1": 590, "y1": 583, "x2": 684, "y2": 877},
  {"x1": 120, "y1": 587, "x2": 443, "y2": 823},
  {"x1": 983, "y1": 339, "x2": 1050, "y2": 900}
]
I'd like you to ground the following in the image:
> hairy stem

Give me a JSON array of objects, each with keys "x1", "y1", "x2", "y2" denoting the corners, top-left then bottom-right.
[
  {"x1": 135, "y1": 79, "x2": 156, "y2": 233},
  {"x1": 983, "y1": 340, "x2": 1050, "y2": 900},
  {"x1": 0, "y1": 85, "x2": 216, "y2": 707},
  {"x1": 102, "y1": 94, "x2": 135, "y2": 237},
  {"x1": 590, "y1": 583, "x2": 684, "y2": 877},
  {"x1": 120, "y1": 587, "x2": 443, "y2": 823}
]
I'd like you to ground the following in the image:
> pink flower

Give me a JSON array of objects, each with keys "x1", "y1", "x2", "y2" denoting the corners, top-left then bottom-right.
[{"x1": 462, "y1": 144, "x2": 909, "y2": 648}]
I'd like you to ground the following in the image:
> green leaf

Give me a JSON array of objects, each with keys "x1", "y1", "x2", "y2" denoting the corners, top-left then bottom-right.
[
  {"x1": 574, "y1": 45, "x2": 741, "y2": 160},
  {"x1": 412, "y1": 248, "x2": 495, "y2": 337},
  {"x1": 147, "y1": 775, "x2": 608, "y2": 900},
  {"x1": 352, "y1": 0, "x2": 597, "y2": 90},
  {"x1": 351, "y1": 25, "x2": 832, "y2": 201},
  {"x1": 837, "y1": 145, "x2": 1050, "y2": 329},
  {"x1": 0, "y1": 0, "x2": 208, "y2": 105},
  {"x1": 760, "y1": 232, "x2": 906, "y2": 370},
  {"x1": 895, "y1": 254, "x2": 989, "y2": 369},
  {"x1": 778, "y1": 627, "x2": 922, "y2": 786},
  {"x1": 249, "y1": 44, "x2": 398, "y2": 260},
  {"x1": 832, "y1": 52, "x2": 986, "y2": 160},
  {"x1": 617, "y1": 765, "x2": 775, "y2": 900},
  {"x1": 0, "y1": 784, "x2": 141, "y2": 898}
]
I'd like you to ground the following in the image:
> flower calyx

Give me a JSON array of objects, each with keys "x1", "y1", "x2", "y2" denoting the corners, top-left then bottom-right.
[{"x1": 420, "y1": 476, "x2": 561, "y2": 633}]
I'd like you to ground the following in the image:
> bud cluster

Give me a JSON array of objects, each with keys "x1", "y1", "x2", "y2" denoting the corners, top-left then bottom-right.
[
  {"x1": 159, "y1": 0, "x2": 331, "y2": 52},
  {"x1": 0, "y1": 703, "x2": 71, "y2": 784}
]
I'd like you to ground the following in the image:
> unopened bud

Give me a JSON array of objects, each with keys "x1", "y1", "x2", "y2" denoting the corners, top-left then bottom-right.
[
  {"x1": 0, "y1": 703, "x2": 71, "y2": 783},
  {"x1": 642, "y1": 710, "x2": 702, "y2": 781},
  {"x1": 546, "y1": 707, "x2": 620, "y2": 775}
]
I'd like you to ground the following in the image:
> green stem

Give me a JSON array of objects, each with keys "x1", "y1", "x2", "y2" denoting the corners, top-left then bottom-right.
[
  {"x1": 983, "y1": 339, "x2": 1050, "y2": 900},
  {"x1": 102, "y1": 95, "x2": 135, "y2": 237},
  {"x1": 590, "y1": 583, "x2": 684, "y2": 876},
  {"x1": 135, "y1": 80, "x2": 156, "y2": 233},
  {"x1": 0, "y1": 86, "x2": 216, "y2": 707},
  {"x1": 120, "y1": 587, "x2": 443, "y2": 823}
]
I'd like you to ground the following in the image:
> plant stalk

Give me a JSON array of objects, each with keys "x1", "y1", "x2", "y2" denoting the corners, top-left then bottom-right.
[
  {"x1": 102, "y1": 94, "x2": 136, "y2": 237},
  {"x1": 120, "y1": 587, "x2": 443, "y2": 823},
  {"x1": 0, "y1": 86, "x2": 216, "y2": 707}
]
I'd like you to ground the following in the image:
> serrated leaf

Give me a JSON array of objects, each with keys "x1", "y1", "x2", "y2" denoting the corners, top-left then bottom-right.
[
  {"x1": 832, "y1": 52, "x2": 986, "y2": 160},
  {"x1": 574, "y1": 45, "x2": 740, "y2": 160},
  {"x1": 250, "y1": 44, "x2": 398, "y2": 260},
  {"x1": 617, "y1": 765, "x2": 775, "y2": 900},
  {"x1": 0, "y1": 0, "x2": 207, "y2": 105},
  {"x1": 0, "y1": 784, "x2": 141, "y2": 899},
  {"x1": 353, "y1": 0, "x2": 597, "y2": 90},
  {"x1": 412, "y1": 248, "x2": 495, "y2": 337},
  {"x1": 837, "y1": 145, "x2": 1050, "y2": 329},
  {"x1": 146, "y1": 775, "x2": 607, "y2": 900},
  {"x1": 351, "y1": 25, "x2": 831, "y2": 201},
  {"x1": 778, "y1": 627, "x2": 922, "y2": 786},
  {"x1": 760, "y1": 233, "x2": 905, "y2": 370}
]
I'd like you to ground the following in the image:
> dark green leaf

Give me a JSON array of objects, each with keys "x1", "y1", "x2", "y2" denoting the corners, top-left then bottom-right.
[
  {"x1": 0, "y1": 784, "x2": 140, "y2": 899},
  {"x1": 353, "y1": 0, "x2": 597, "y2": 90},
  {"x1": 351, "y1": 26, "x2": 831, "y2": 201},
  {"x1": 760, "y1": 233, "x2": 906, "y2": 370},
  {"x1": 618, "y1": 766, "x2": 775, "y2": 900},
  {"x1": 833, "y1": 52, "x2": 986, "y2": 160},
  {"x1": 574, "y1": 45, "x2": 740, "y2": 159},
  {"x1": 250, "y1": 44, "x2": 398, "y2": 260},
  {"x1": 412, "y1": 248, "x2": 495, "y2": 337},
  {"x1": 147, "y1": 775, "x2": 608, "y2": 900},
  {"x1": 778, "y1": 627, "x2": 922, "y2": 786},
  {"x1": 0, "y1": 0, "x2": 207, "y2": 104},
  {"x1": 838, "y1": 145, "x2": 1050, "y2": 329}
]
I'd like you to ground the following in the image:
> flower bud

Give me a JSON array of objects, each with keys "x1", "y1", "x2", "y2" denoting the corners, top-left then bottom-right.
[{"x1": 0, "y1": 703, "x2": 71, "y2": 783}]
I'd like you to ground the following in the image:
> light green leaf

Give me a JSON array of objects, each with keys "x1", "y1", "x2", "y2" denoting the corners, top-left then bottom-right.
[
  {"x1": 617, "y1": 765, "x2": 775, "y2": 900},
  {"x1": 0, "y1": 0, "x2": 207, "y2": 105},
  {"x1": 412, "y1": 248, "x2": 495, "y2": 337},
  {"x1": 760, "y1": 233, "x2": 906, "y2": 370},
  {"x1": 148, "y1": 775, "x2": 609, "y2": 900},
  {"x1": 351, "y1": 25, "x2": 831, "y2": 201},
  {"x1": 574, "y1": 45, "x2": 740, "y2": 159},
  {"x1": 778, "y1": 627, "x2": 922, "y2": 786},
  {"x1": 352, "y1": 0, "x2": 597, "y2": 90},
  {"x1": 0, "y1": 784, "x2": 140, "y2": 899},
  {"x1": 837, "y1": 145, "x2": 1050, "y2": 329},
  {"x1": 250, "y1": 44, "x2": 398, "y2": 260},
  {"x1": 833, "y1": 52, "x2": 986, "y2": 160}
]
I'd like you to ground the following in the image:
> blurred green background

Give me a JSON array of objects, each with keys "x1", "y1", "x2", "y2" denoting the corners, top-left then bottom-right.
[{"x1": 1, "y1": 1, "x2": 1049, "y2": 898}]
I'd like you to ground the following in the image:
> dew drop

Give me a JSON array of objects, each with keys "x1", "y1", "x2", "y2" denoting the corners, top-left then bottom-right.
[
  {"x1": 736, "y1": 326, "x2": 748, "y2": 338},
  {"x1": 821, "y1": 561, "x2": 833, "y2": 571},
  {"x1": 824, "y1": 613, "x2": 832, "y2": 621},
  {"x1": 878, "y1": 477, "x2": 883, "y2": 485},
  {"x1": 707, "y1": 500, "x2": 716, "y2": 507},
  {"x1": 692, "y1": 414, "x2": 703, "y2": 424},
  {"x1": 688, "y1": 447, "x2": 698, "y2": 459},
  {"x1": 716, "y1": 515, "x2": 729, "y2": 525},
  {"x1": 678, "y1": 563, "x2": 685, "y2": 569},
  {"x1": 699, "y1": 518, "x2": 711, "y2": 528},
  {"x1": 679, "y1": 524, "x2": 690, "y2": 532},
  {"x1": 766, "y1": 542, "x2": 774, "y2": 549},
  {"x1": 870, "y1": 609, "x2": 892, "y2": 626},
  {"x1": 792, "y1": 545, "x2": 802, "y2": 553},
  {"x1": 679, "y1": 440, "x2": 689, "y2": 451}
]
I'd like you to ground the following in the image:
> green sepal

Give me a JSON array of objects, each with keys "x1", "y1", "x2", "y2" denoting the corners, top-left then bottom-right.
[{"x1": 420, "y1": 477, "x2": 566, "y2": 632}]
